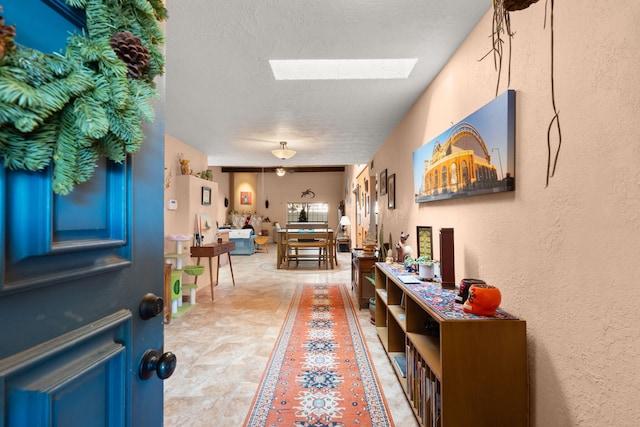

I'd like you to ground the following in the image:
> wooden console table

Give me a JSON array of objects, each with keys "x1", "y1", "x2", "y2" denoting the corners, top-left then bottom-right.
[
  {"x1": 351, "y1": 249, "x2": 378, "y2": 309},
  {"x1": 190, "y1": 241, "x2": 236, "y2": 300}
]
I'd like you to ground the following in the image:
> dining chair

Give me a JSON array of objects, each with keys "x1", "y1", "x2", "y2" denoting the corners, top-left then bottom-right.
[{"x1": 284, "y1": 222, "x2": 330, "y2": 269}]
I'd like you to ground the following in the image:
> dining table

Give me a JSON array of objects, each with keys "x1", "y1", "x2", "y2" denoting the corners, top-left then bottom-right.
[{"x1": 276, "y1": 229, "x2": 337, "y2": 269}]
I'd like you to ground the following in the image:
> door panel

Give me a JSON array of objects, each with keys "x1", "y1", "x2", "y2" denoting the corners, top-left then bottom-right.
[
  {"x1": 0, "y1": 311, "x2": 130, "y2": 426},
  {"x1": 5, "y1": 159, "x2": 130, "y2": 291},
  {"x1": 1, "y1": 2, "x2": 167, "y2": 426}
]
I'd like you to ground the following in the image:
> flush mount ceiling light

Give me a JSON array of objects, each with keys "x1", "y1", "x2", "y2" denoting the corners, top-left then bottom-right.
[
  {"x1": 269, "y1": 59, "x2": 418, "y2": 80},
  {"x1": 271, "y1": 141, "x2": 296, "y2": 160},
  {"x1": 275, "y1": 167, "x2": 286, "y2": 177}
]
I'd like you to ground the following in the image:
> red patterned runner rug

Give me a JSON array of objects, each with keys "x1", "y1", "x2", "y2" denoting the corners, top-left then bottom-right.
[{"x1": 244, "y1": 283, "x2": 395, "y2": 427}]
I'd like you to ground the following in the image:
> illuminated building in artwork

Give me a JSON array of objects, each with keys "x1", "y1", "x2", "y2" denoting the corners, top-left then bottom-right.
[{"x1": 420, "y1": 122, "x2": 498, "y2": 197}]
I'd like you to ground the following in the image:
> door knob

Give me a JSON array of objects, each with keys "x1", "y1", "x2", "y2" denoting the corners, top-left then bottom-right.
[
  {"x1": 139, "y1": 349, "x2": 177, "y2": 380},
  {"x1": 139, "y1": 293, "x2": 164, "y2": 320}
]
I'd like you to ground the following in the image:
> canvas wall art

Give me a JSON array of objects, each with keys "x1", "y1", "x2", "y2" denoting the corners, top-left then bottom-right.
[{"x1": 413, "y1": 90, "x2": 515, "y2": 203}]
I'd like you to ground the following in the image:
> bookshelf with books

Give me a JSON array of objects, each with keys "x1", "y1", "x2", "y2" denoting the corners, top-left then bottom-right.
[{"x1": 374, "y1": 262, "x2": 529, "y2": 427}]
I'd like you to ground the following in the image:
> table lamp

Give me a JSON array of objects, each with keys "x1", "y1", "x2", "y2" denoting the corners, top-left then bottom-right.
[{"x1": 339, "y1": 216, "x2": 351, "y2": 237}]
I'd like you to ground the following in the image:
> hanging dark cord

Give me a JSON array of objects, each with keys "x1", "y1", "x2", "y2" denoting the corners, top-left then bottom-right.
[
  {"x1": 507, "y1": 15, "x2": 513, "y2": 90},
  {"x1": 494, "y1": 3, "x2": 505, "y2": 97},
  {"x1": 545, "y1": 0, "x2": 561, "y2": 187},
  {"x1": 480, "y1": 1, "x2": 516, "y2": 97},
  {"x1": 483, "y1": 0, "x2": 561, "y2": 187}
]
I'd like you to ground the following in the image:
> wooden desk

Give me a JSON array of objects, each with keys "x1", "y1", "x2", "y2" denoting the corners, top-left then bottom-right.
[
  {"x1": 190, "y1": 241, "x2": 236, "y2": 300},
  {"x1": 276, "y1": 229, "x2": 336, "y2": 269}
]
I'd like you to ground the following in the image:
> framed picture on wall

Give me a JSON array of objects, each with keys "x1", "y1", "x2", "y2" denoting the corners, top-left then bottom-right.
[
  {"x1": 388, "y1": 173, "x2": 396, "y2": 209},
  {"x1": 380, "y1": 169, "x2": 387, "y2": 195},
  {"x1": 240, "y1": 191, "x2": 252, "y2": 205},
  {"x1": 416, "y1": 226, "x2": 433, "y2": 260},
  {"x1": 201, "y1": 186, "x2": 211, "y2": 205}
]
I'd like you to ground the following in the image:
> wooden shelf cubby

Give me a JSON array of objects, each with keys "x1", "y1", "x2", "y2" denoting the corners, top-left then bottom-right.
[{"x1": 375, "y1": 262, "x2": 529, "y2": 427}]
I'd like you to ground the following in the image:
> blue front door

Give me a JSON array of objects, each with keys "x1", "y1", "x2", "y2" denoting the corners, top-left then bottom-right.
[{"x1": 0, "y1": 1, "x2": 168, "y2": 425}]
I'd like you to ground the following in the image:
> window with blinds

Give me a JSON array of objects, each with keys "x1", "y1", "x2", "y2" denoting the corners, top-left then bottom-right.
[{"x1": 286, "y1": 202, "x2": 329, "y2": 223}]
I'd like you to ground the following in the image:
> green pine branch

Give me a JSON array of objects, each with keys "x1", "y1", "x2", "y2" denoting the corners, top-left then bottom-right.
[{"x1": 0, "y1": 121, "x2": 58, "y2": 170}]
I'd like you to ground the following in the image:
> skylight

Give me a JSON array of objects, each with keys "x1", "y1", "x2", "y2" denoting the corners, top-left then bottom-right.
[{"x1": 269, "y1": 59, "x2": 418, "y2": 80}]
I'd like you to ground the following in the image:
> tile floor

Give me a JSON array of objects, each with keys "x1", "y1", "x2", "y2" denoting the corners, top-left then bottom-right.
[{"x1": 164, "y1": 244, "x2": 418, "y2": 426}]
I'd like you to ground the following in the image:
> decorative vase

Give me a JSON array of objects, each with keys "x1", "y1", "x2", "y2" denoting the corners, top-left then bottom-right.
[
  {"x1": 362, "y1": 234, "x2": 377, "y2": 253},
  {"x1": 180, "y1": 159, "x2": 190, "y2": 175}
]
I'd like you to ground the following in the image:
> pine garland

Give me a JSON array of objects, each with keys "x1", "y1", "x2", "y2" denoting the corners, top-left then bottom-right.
[{"x1": 0, "y1": 0, "x2": 166, "y2": 194}]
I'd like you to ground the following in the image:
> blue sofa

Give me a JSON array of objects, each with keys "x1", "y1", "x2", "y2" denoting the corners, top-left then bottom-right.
[{"x1": 228, "y1": 228, "x2": 255, "y2": 255}]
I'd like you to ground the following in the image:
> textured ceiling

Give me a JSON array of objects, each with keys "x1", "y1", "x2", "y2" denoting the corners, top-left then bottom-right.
[{"x1": 165, "y1": 1, "x2": 490, "y2": 168}]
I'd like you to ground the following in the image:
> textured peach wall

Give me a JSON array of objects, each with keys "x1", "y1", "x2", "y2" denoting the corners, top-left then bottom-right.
[
  {"x1": 163, "y1": 134, "x2": 212, "y2": 253},
  {"x1": 356, "y1": 1, "x2": 640, "y2": 425}
]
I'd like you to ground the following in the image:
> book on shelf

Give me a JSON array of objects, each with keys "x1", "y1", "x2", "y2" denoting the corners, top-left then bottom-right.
[
  {"x1": 406, "y1": 341, "x2": 442, "y2": 427},
  {"x1": 393, "y1": 354, "x2": 407, "y2": 378}
]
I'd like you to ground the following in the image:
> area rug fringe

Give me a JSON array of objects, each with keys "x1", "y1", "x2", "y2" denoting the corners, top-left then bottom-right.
[{"x1": 244, "y1": 283, "x2": 395, "y2": 427}]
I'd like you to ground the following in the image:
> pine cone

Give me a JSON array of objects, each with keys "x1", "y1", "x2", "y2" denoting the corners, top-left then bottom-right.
[
  {"x1": 0, "y1": 7, "x2": 16, "y2": 61},
  {"x1": 109, "y1": 31, "x2": 150, "y2": 79}
]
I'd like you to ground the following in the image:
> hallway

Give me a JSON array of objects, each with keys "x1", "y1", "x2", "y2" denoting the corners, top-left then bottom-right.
[{"x1": 164, "y1": 244, "x2": 418, "y2": 426}]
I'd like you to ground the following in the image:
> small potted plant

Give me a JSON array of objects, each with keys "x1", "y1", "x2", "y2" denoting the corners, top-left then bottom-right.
[{"x1": 415, "y1": 256, "x2": 436, "y2": 280}]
